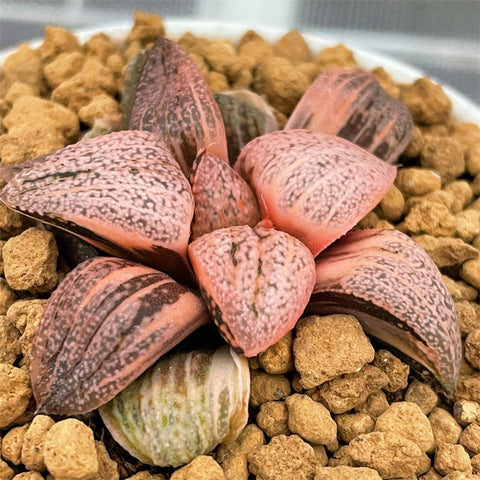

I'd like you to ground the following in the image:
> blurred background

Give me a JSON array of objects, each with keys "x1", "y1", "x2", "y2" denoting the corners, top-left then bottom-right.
[{"x1": 0, "y1": 0, "x2": 479, "y2": 104}]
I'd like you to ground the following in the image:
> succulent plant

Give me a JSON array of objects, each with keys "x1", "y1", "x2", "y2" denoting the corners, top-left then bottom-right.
[{"x1": 0, "y1": 31, "x2": 461, "y2": 465}]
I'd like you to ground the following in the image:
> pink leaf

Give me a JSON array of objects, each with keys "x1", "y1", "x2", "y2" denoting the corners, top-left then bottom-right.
[
  {"x1": 129, "y1": 36, "x2": 228, "y2": 175},
  {"x1": 189, "y1": 151, "x2": 261, "y2": 240},
  {"x1": 0, "y1": 130, "x2": 195, "y2": 284},
  {"x1": 188, "y1": 225, "x2": 315, "y2": 357},
  {"x1": 236, "y1": 129, "x2": 397, "y2": 257}
]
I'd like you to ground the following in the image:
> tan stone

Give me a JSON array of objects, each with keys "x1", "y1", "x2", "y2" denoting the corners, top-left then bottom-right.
[
  {"x1": 335, "y1": 412, "x2": 374, "y2": 444},
  {"x1": 404, "y1": 380, "x2": 439, "y2": 415},
  {"x1": 247, "y1": 434, "x2": 316, "y2": 480},
  {"x1": 349, "y1": 431, "x2": 422, "y2": 479},
  {"x1": 293, "y1": 314, "x2": 374, "y2": 389},
  {"x1": 21, "y1": 414, "x2": 55, "y2": 471},
  {"x1": 285, "y1": 394, "x2": 337, "y2": 446},
  {"x1": 315, "y1": 466, "x2": 381, "y2": 480},
  {"x1": 434, "y1": 443, "x2": 472, "y2": 476},
  {"x1": 258, "y1": 330, "x2": 294, "y2": 374},
  {"x1": 0, "y1": 364, "x2": 31, "y2": 428},
  {"x1": 373, "y1": 350, "x2": 410, "y2": 392},
  {"x1": 170, "y1": 455, "x2": 225, "y2": 480},
  {"x1": 44, "y1": 419, "x2": 99, "y2": 480},
  {"x1": 429, "y1": 406, "x2": 463, "y2": 446},
  {"x1": 374, "y1": 401, "x2": 435, "y2": 453},
  {"x1": 256, "y1": 401, "x2": 289, "y2": 438},
  {"x1": 249, "y1": 371, "x2": 291, "y2": 408}
]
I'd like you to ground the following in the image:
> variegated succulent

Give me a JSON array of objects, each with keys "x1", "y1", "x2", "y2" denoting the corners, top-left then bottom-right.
[{"x1": 0, "y1": 33, "x2": 461, "y2": 467}]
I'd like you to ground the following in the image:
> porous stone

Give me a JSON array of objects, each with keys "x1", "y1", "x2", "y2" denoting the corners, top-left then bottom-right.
[
  {"x1": 355, "y1": 391, "x2": 390, "y2": 419},
  {"x1": 395, "y1": 167, "x2": 442, "y2": 197},
  {"x1": 434, "y1": 443, "x2": 472, "y2": 476},
  {"x1": 429, "y1": 407, "x2": 463, "y2": 446},
  {"x1": 461, "y1": 256, "x2": 480, "y2": 290},
  {"x1": 21, "y1": 414, "x2": 55, "y2": 471},
  {"x1": 334, "y1": 412, "x2": 375, "y2": 444},
  {"x1": 3, "y1": 227, "x2": 58, "y2": 293},
  {"x1": 373, "y1": 350, "x2": 410, "y2": 392},
  {"x1": 456, "y1": 301, "x2": 480, "y2": 337},
  {"x1": 285, "y1": 394, "x2": 337, "y2": 447},
  {"x1": 43, "y1": 418, "x2": 99, "y2": 480},
  {"x1": 404, "y1": 380, "x2": 439, "y2": 415},
  {"x1": 349, "y1": 431, "x2": 423, "y2": 479},
  {"x1": 443, "y1": 180, "x2": 474, "y2": 213},
  {"x1": 465, "y1": 329, "x2": 480, "y2": 369},
  {"x1": 293, "y1": 314, "x2": 375, "y2": 389},
  {"x1": 258, "y1": 330, "x2": 294, "y2": 374},
  {"x1": 256, "y1": 401, "x2": 289, "y2": 437},
  {"x1": 315, "y1": 466, "x2": 382, "y2": 480},
  {"x1": 443, "y1": 276, "x2": 478, "y2": 302},
  {"x1": 249, "y1": 371, "x2": 291, "y2": 408},
  {"x1": 315, "y1": 365, "x2": 388, "y2": 414},
  {"x1": 374, "y1": 401, "x2": 435, "y2": 453},
  {"x1": 453, "y1": 400, "x2": 480, "y2": 426},
  {"x1": 459, "y1": 423, "x2": 480, "y2": 455},
  {"x1": 0, "y1": 364, "x2": 31, "y2": 428},
  {"x1": 420, "y1": 136, "x2": 465, "y2": 183},
  {"x1": 170, "y1": 455, "x2": 225, "y2": 480},
  {"x1": 413, "y1": 235, "x2": 479, "y2": 268},
  {"x1": 1, "y1": 423, "x2": 29, "y2": 465},
  {"x1": 404, "y1": 201, "x2": 456, "y2": 236},
  {"x1": 378, "y1": 184, "x2": 405, "y2": 222},
  {"x1": 247, "y1": 434, "x2": 316, "y2": 480},
  {"x1": 0, "y1": 315, "x2": 21, "y2": 364}
]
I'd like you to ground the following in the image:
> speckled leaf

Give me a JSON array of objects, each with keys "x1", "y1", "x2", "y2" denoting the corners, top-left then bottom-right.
[
  {"x1": 285, "y1": 67, "x2": 413, "y2": 163},
  {"x1": 214, "y1": 92, "x2": 279, "y2": 166},
  {"x1": 0, "y1": 130, "x2": 195, "y2": 284},
  {"x1": 129, "y1": 36, "x2": 228, "y2": 175},
  {"x1": 189, "y1": 150, "x2": 261, "y2": 240},
  {"x1": 188, "y1": 225, "x2": 316, "y2": 356},
  {"x1": 306, "y1": 228, "x2": 461, "y2": 393},
  {"x1": 31, "y1": 256, "x2": 210, "y2": 415},
  {"x1": 99, "y1": 346, "x2": 249, "y2": 467},
  {"x1": 236, "y1": 129, "x2": 397, "y2": 257}
]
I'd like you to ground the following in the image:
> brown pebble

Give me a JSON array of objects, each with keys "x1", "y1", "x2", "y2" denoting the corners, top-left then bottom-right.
[
  {"x1": 373, "y1": 350, "x2": 410, "y2": 392},
  {"x1": 443, "y1": 276, "x2": 479, "y2": 302},
  {"x1": 327, "y1": 445, "x2": 355, "y2": 467},
  {"x1": 39, "y1": 26, "x2": 80, "y2": 63},
  {"x1": 170, "y1": 455, "x2": 225, "y2": 480},
  {"x1": 0, "y1": 279, "x2": 16, "y2": 315},
  {"x1": 465, "y1": 329, "x2": 480, "y2": 369},
  {"x1": 127, "y1": 11, "x2": 165, "y2": 47},
  {"x1": 256, "y1": 401, "x2": 289, "y2": 438},
  {"x1": 378, "y1": 184, "x2": 405, "y2": 222},
  {"x1": 419, "y1": 468, "x2": 443, "y2": 480},
  {"x1": 402, "y1": 125, "x2": 425, "y2": 158},
  {"x1": 273, "y1": 30, "x2": 311, "y2": 65},
  {"x1": 315, "y1": 365, "x2": 388, "y2": 414},
  {"x1": 349, "y1": 431, "x2": 423, "y2": 479},
  {"x1": 43, "y1": 51, "x2": 85, "y2": 89},
  {"x1": 456, "y1": 373, "x2": 480, "y2": 403},
  {"x1": 249, "y1": 371, "x2": 291, "y2": 408},
  {"x1": 453, "y1": 400, "x2": 480, "y2": 426},
  {"x1": 374, "y1": 401, "x2": 435, "y2": 453},
  {"x1": 456, "y1": 210, "x2": 480, "y2": 243},
  {"x1": 461, "y1": 256, "x2": 480, "y2": 289},
  {"x1": 0, "y1": 315, "x2": 21, "y2": 364},
  {"x1": 247, "y1": 434, "x2": 316, "y2": 480},
  {"x1": 44, "y1": 419, "x2": 98, "y2": 480},
  {"x1": 0, "y1": 459, "x2": 14, "y2": 480},
  {"x1": 258, "y1": 330, "x2": 294, "y2": 374},
  {"x1": 355, "y1": 390, "x2": 390, "y2": 419},
  {"x1": 472, "y1": 453, "x2": 480, "y2": 475},
  {"x1": 315, "y1": 465, "x2": 382, "y2": 480},
  {"x1": 217, "y1": 423, "x2": 265, "y2": 463},
  {"x1": 253, "y1": 56, "x2": 309, "y2": 116},
  {"x1": 444, "y1": 180, "x2": 474, "y2": 213},
  {"x1": 400, "y1": 77, "x2": 452, "y2": 125},
  {"x1": 395, "y1": 167, "x2": 442, "y2": 197},
  {"x1": 315, "y1": 44, "x2": 356, "y2": 69},
  {"x1": 0, "y1": 205, "x2": 30, "y2": 239},
  {"x1": 0, "y1": 364, "x2": 31, "y2": 428},
  {"x1": 285, "y1": 394, "x2": 337, "y2": 447},
  {"x1": 434, "y1": 443, "x2": 472, "y2": 475},
  {"x1": 413, "y1": 235, "x2": 478, "y2": 268},
  {"x1": 293, "y1": 314, "x2": 374, "y2": 389},
  {"x1": 335, "y1": 412, "x2": 375, "y2": 444},
  {"x1": 21, "y1": 414, "x2": 55, "y2": 471},
  {"x1": 2, "y1": 44, "x2": 44, "y2": 94},
  {"x1": 3, "y1": 227, "x2": 58, "y2": 293},
  {"x1": 404, "y1": 380, "x2": 439, "y2": 415},
  {"x1": 1, "y1": 423, "x2": 30, "y2": 465},
  {"x1": 420, "y1": 136, "x2": 465, "y2": 183},
  {"x1": 459, "y1": 423, "x2": 480, "y2": 455},
  {"x1": 429, "y1": 406, "x2": 463, "y2": 446},
  {"x1": 456, "y1": 301, "x2": 480, "y2": 337},
  {"x1": 371, "y1": 66, "x2": 400, "y2": 98},
  {"x1": 404, "y1": 201, "x2": 456, "y2": 236}
]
